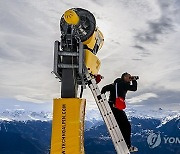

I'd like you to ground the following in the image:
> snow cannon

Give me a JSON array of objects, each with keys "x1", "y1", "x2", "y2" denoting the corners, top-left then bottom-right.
[
  {"x1": 51, "y1": 8, "x2": 131, "y2": 154},
  {"x1": 53, "y1": 8, "x2": 104, "y2": 98}
]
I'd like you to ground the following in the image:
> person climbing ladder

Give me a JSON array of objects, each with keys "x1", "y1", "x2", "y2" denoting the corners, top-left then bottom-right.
[{"x1": 101, "y1": 72, "x2": 139, "y2": 152}]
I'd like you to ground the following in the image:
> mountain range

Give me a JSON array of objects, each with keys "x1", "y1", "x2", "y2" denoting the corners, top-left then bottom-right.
[{"x1": 0, "y1": 108, "x2": 179, "y2": 154}]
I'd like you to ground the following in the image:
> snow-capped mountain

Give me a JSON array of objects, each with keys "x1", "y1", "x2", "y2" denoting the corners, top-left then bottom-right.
[
  {"x1": 125, "y1": 107, "x2": 180, "y2": 128},
  {"x1": 126, "y1": 107, "x2": 180, "y2": 120},
  {"x1": 0, "y1": 109, "x2": 52, "y2": 121},
  {"x1": 0, "y1": 107, "x2": 179, "y2": 123},
  {"x1": 0, "y1": 108, "x2": 179, "y2": 154},
  {"x1": 86, "y1": 107, "x2": 180, "y2": 120},
  {"x1": 85, "y1": 107, "x2": 180, "y2": 128}
]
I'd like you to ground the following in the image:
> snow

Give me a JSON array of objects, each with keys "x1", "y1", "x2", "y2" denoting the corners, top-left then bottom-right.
[
  {"x1": 125, "y1": 107, "x2": 180, "y2": 128},
  {"x1": 125, "y1": 108, "x2": 180, "y2": 120},
  {"x1": 85, "y1": 109, "x2": 102, "y2": 121},
  {"x1": 0, "y1": 109, "x2": 52, "y2": 122},
  {"x1": 0, "y1": 107, "x2": 179, "y2": 128},
  {"x1": 85, "y1": 107, "x2": 180, "y2": 128},
  {"x1": 85, "y1": 107, "x2": 179, "y2": 120}
]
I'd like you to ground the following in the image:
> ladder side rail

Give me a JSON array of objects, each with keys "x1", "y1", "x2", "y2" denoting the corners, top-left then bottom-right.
[
  {"x1": 86, "y1": 73, "x2": 122, "y2": 139},
  {"x1": 85, "y1": 73, "x2": 123, "y2": 143},
  {"x1": 88, "y1": 82, "x2": 129, "y2": 154},
  {"x1": 86, "y1": 72, "x2": 130, "y2": 154},
  {"x1": 101, "y1": 94, "x2": 130, "y2": 153},
  {"x1": 87, "y1": 73, "x2": 129, "y2": 152},
  {"x1": 88, "y1": 83, "x2": 125, "y2": 153}
]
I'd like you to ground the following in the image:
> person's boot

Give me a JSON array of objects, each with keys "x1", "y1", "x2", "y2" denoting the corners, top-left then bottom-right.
[{"x1": 129, "y1": 146, "x2": 138, "y2": 152}]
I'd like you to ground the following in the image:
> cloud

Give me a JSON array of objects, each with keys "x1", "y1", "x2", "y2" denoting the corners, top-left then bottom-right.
[
  {"x1": 132, "y1": 45, "x2": 146, "y2": 51},
  {"x1": 0, "y1": 98, "x2": 52, "y2": 112},
  {"x1": 126, "y1": 93, "x2": 158, "y2": 104},
  {"x1": 135, "y1": 17, "x2": 173, "y2": 43},
  {"x1": 0, "y1": 0, "x2": 179, "y2": 111},
  {"x1": 134, "y1": 1, "x2": 179, "y2": 44},
  {"x1": 15, "y1": 95, "x2": 46, "y2": 104},
  {"x1": 126, "y1": 90, "x2": 180, "y2": 111}
]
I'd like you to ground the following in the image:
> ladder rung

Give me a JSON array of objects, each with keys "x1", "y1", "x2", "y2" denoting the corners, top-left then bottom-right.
[
  {"x1": 58, "y1": 51, "x2": 79, "y2": 56},
  {"x1": 58, "y1": 64, "x2": 78, "y2": 69}
]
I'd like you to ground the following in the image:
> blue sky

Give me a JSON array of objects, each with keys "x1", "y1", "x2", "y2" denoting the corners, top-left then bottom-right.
[{"x1": 0, "y1": 0, "x2": 179, "y2": 112}]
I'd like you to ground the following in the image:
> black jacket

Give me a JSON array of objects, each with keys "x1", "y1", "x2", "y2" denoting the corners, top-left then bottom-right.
[{"x1": 101, "y1": 78, "x2": 137, "y2": 108}]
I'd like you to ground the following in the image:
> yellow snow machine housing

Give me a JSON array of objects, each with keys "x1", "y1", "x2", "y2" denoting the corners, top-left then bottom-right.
[{"x1": 53, "y1": 8, "x2": 104, "y2": 98}]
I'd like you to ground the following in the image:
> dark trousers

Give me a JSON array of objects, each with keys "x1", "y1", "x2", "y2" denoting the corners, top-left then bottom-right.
[{"x1": 112, "y1": 108, "x2": 131, "y2": 148}]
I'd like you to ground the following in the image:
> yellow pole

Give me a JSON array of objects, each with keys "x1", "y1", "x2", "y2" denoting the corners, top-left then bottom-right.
[{"x1": 50, "y1": 98, "x2": 86, "y2": 154}]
